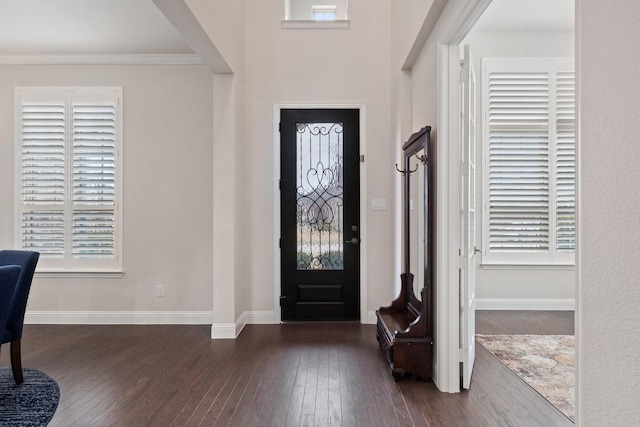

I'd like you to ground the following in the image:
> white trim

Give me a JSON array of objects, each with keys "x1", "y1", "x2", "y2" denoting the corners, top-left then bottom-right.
[
  {"x1": 216, "y1": 310, "x2": 277, "y2": 339},
  {"x1": 0, "y1": 54, "x2": 204, "y2": 65},
  {"x1": 244, "y1": 310, "x2": 276, "y2": 324},
  {"x1": 25, "y1": 311, "x2": 213, "y2": 325},
  {"x1": 366, "y1": 310, "x2": 377, "y2": 325},
  {"x1": 281, "y1": 20, "x2": 350, "y2": 29},
  {"x1": 436, "y1": 41, "x2": 462, "y2": 393},
  {"x1": 34, "y1": 270, "x2": 125, "y2": 278},
  {"x1": 433, "y1": 0, "x2": 493, "y2": 394},
  {"x1": 211, "y1": 322, "x2": 238, "y2": 339},
  {"x1": 273, "y1": 103, "x2": 368, "y2": 324},
  {"x1": 476, "y1": 298, "x2": 575, "y2": 311},
  {"x1": 235, "y1": 311, "x2": 247, "y2": 337},
  {"x1": 574, "y1": 0, "x2": 583, "y2": 422}
]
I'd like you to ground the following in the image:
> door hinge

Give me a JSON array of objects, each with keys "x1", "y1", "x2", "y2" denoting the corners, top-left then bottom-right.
[
  {"x1": 279, "y1": 179, "x2": 282, "y2": 190},
  {"x1": 278, "y1": 122, "x2": 282, "y2": 133},
  {"x1": 279, "y1": 295, "x2": 286, "y2": 306},
  {"x1": 279, "y1": 238, "x2": 282, "y2": 248},
  {"x1": 459, "y1": 67, "x2": 468, "y2": 84},
  {"x1": 459, "y1": 268, "x2": 463, "y2": 309},
  {"x1": 360, "y1": 154, "x2": 365, "y2": 163}
]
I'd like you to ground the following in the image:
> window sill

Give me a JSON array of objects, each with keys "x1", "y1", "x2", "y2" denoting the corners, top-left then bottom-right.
[
  {"x1": 481, "y1": 262, "x2": 575, "y2": 271},
  {"x1": 35, "y1": 270, "x2": 124, "y2": 279},
  {"x1": 281, "y1": 20, "x2": 350, "y2": 29}
]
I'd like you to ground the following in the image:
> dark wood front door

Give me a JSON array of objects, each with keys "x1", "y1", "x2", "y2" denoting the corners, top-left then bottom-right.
[{"x1": 280, "y1": 109, "x2": 360, "y2": 321}]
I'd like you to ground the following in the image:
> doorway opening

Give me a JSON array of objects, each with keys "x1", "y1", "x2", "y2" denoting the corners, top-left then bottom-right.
[{"x1": 446, "y1": 0, "x2": 576, "y2": 402}]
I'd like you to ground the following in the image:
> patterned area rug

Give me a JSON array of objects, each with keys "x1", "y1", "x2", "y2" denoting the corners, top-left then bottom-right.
[
  {"x1": 0, "y1": 367, "x2": 60, "y2": 426},
  {"x1": 476, "y1": 334, "x2": 575, "y2": 421}
]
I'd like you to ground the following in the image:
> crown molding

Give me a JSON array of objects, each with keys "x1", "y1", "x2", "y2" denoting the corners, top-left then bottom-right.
[{"x1": 0, "y1": 53, "x2": 204, "y2": 65}]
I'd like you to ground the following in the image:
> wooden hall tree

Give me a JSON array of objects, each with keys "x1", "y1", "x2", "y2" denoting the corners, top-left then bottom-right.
[{"x1": 376, "y1": 126, "x2": 434, "y2": 380}]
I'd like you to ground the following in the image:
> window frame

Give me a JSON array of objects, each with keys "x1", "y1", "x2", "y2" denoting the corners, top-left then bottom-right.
[
  {"x1": 14, "y1": 87, "x2": 124, "y2": 274},
  {"x1": 481, "y1": 58, "x2": 575, "y2": 266}
]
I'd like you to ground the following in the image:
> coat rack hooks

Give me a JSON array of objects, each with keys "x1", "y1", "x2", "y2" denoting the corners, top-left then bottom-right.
[{"x1": 395, "y1": 163, "x2": 419, "y2": 175}]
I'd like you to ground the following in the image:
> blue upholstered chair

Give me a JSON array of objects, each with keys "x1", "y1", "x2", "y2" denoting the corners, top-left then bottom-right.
[
  {"x1": 0, "y1": 265, "x2": 21, "y2": 358},
  {"x1": 0, "y1": 250, "x2": 39, "y2": 384}
]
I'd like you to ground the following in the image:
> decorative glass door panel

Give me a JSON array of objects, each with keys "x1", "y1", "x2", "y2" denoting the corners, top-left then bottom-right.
[
  {"x1": 296, "y1": 122, "x2": 344, "y2": 270},
  {"x1": 281, "y1": 109, "x2": 359, "y2": 321}
]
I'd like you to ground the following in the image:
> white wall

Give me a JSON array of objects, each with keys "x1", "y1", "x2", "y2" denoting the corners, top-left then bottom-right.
[
  {"x1": 390, "y1": 1, "x2": 435, "y2": 288},
  {"x1": 463, "y1": 31, "x2": 576, "y2": 306},
  {"x1": 0, "y1": 64, "x2": 214, "y2": 321},
  {"x1": 243, "y1": 0, "x2": 394, "y2": 318},
  {"x1": 577, "y1": 1, "x2": 640, "y2": 424}
]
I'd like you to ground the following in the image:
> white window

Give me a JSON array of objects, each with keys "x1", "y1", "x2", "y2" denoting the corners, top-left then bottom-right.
[
  {"x1": 482, "y1": 59, "x2": 575, "y2": 265},
  {"x1": 15, "y1": 88, "x2": 123, "y2": 272},
  {"x1": 312, "y1": 5, "x2": 337, "y2": 21}
]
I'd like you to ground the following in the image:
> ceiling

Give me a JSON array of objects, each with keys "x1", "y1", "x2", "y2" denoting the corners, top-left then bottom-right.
[
  {"x1": 472, "y1": 0, "x2": 574, "y2": 33},
  {"x1": 0, "y1": 0, "x2": 574, "y2": 57},
  {"x1": 0, "y1": 0, "x2": 193, "y2": 55}
]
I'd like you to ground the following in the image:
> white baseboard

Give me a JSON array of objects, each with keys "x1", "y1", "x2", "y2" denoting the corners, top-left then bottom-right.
[
  {"x1": 366, "y1": 310, "x2": 377, "y2": 324},
  {"x1": 245, "y1": 310, "x2": 276, "y2": 324},
  {"x1": 25, "y1": 310, "x2": 214, "y2": 325},
  {"x1": 211, "y1": 310, "x2": 277, "y2": 339},
  {"x1": 476, "y1": 298, "x2": 575, "y2": 311},
  {"x1": 211, "y1": 322, "x2": 237, "y2": 339}
]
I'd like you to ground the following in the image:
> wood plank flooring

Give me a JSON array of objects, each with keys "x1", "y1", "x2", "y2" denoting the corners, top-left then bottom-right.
[{"x1": 0, "y1": 311, "x2": 574, "y2": 426}]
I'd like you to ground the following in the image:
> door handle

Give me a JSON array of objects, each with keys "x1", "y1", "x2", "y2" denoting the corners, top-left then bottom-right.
[
  {"x1": 474, "y1": 247, "x2": 482, "y2": 254},
  {"x1": 345, "y1": 238, "x2": 359, "y2": 244}
]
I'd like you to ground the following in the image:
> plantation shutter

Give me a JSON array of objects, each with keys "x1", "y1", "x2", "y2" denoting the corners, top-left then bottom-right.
[
  {"x1": 487, "y1": 71, "x2": 550, "y2": 252},
  {"x1": 16, "y1": 88, "x2": 122, "y2": 270},
  {"x1": 20, "y1": 96, "x2": 67, "y2": 258},
  {"x1": 483, "y1": 59, "x2": 575, "y2": 264},
  {"x1": 72, "y1": 93, "x2": 117, "y2": 259},
  {"x1": 555, "y1": 71, "x2": 576, "y2": 253}
]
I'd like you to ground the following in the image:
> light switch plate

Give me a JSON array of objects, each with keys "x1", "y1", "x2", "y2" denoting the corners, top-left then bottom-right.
[{"x1": 372, "y1": 199, "x2": 387, "y2": 210}]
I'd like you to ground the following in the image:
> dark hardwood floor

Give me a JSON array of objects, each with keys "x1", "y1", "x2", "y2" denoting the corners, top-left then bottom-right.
[
  {"x1": 476, "y1": 310, "x2": 574, "y2": 335},
  {"x1": 0, "y1": 311, "x2": 574, "y2": 426}
]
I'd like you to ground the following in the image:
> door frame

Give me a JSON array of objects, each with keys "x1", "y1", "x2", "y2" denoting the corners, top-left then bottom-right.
[
  {"x1": 433, "y1": 0, "x2": 492, "y2": 392},
  {"x1": 273, "y1": 103, "x2": 368, "y2": 324}
]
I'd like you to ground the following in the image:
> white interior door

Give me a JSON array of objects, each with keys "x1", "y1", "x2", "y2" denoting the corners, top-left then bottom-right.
[{"x1": 460, "y1": 44, "x2": 477, "y2": 390}]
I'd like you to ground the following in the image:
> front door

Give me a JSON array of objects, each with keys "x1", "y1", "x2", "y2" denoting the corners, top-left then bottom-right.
[{"x1": 280, "y1": 109, "x2": 360, "y2": 321}]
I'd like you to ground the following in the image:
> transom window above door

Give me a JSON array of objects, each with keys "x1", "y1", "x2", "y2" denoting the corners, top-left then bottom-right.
[{"x1": 282, "y1": 0, "x2": 349, "y2": 28}]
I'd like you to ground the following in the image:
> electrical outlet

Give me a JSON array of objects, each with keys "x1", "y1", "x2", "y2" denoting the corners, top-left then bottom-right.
[{"x1": 157, "y1": 285, "x2": 165, "y2": 297}]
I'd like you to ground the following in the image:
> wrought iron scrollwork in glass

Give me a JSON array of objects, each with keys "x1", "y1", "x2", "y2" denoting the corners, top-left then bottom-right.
[{"x1": 296, "y1": 122, "x2": 344, "y2": 270}]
